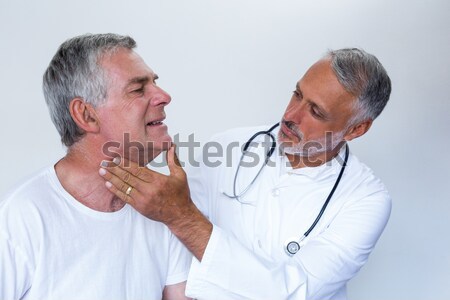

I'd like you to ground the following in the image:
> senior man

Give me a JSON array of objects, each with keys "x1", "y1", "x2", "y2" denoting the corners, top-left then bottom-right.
[
  {"x1": 0, "y1": 33, "x2": 191, "y2": 300},
  {"x1": 101, "y1": 48, "x2": 392, "y2": 299}
]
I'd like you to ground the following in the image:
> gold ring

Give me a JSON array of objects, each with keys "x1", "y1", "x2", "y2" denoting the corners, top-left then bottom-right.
[{"x1": 125, "y1": 186, "x2": 133, "y2": 196}]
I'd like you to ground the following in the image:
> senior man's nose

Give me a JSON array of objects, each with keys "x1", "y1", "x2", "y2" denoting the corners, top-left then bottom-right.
[{"x1": 150, "y1": 86, "x2": 172, "y2": 106}]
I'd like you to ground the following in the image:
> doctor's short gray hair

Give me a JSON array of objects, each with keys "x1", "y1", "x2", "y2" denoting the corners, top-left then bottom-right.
[
  {"x1": 43, "y1": 33, "x2": 136, "y2": 147},
  {"x1": 327, "y1": 48, "x2": 391, "y2": 126}
]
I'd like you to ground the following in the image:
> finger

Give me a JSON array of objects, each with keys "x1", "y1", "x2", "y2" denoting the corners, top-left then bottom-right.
[
  {"x1": 104, "y1": 157, "x2": 164, "y2": 183},
  {"x1": 104, "y1": 179, "x2": 139, "y2": 206},
  {"x1": 166, "y1": 145, "x2": 183, "y2": 173},
  {"x1": 99, "y1": 167, "x2": 136, "y2": 197},
  {"x1": 99, "y1": 162, "x2": 145, "y2": 191},
  {"x1": 171, "y1": 144, "x2": 182, "y2": 168},
  {"x1": 113, "y1": 157, "x2": 149, "y2": 181}
]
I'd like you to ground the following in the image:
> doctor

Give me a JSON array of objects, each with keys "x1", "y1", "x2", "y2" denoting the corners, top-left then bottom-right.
[{"x1": 100, "y1": 48, "x2": 392, "y2": 299}]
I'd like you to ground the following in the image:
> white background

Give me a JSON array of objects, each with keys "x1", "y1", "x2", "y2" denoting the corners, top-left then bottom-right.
[{"x1": 1, "y1": 0, "x2": 449, "y2": 299}]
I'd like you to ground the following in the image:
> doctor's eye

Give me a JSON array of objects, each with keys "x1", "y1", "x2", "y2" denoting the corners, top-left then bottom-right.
[
  {"x1": 310, "y1": 105, "x2": 324, "y2": 119},
  {"x1": 292, "y1": 90, "x2": 303, "y2": 100},
  {"x1": 311, "y1": 108, "x2": 321, "y2": 118}
]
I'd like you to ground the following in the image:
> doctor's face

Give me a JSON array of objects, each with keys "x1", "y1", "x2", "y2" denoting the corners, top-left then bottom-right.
[
  {"x1": 95, "y1": 48, "x2": 172, "y2": 165},
  {"x1": 278, "y1": 58, "x2": 356, "y2": 157}
]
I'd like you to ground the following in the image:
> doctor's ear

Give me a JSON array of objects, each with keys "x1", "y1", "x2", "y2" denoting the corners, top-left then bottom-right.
[
  {"x1": 344, "y1": 119, "x2": 373, "y2": 142},
  {"x1": 69, "y1": 98, "x2": 100, "y2": 133}
]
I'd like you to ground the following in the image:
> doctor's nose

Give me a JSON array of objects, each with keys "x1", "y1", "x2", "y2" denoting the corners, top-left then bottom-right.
[{"x1": 284, "y1": 102, "x2": 307, "y2": 124}]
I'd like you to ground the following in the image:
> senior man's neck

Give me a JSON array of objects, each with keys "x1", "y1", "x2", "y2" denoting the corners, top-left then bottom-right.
[{"x1": 54, "y1": 143, "x2": 126, "y2": 212}]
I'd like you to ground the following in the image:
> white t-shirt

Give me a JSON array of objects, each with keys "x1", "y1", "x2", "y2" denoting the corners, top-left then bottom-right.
[
  {"x1": 0, "y1": 166, "x2": 192, "y2": 300},
  {"x1": 185, "y1": 125, "x2": 392, "y2": 300}
]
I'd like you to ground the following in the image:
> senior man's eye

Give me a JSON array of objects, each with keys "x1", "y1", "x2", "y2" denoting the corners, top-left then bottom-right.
[{"x1": 132, "y1": 86, "x2": 145, "y2": 94}]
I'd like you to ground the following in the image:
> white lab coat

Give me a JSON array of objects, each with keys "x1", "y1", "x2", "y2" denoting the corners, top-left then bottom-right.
[{"x1": 185, "y1": 125, "x2": 391, "y2": 300}]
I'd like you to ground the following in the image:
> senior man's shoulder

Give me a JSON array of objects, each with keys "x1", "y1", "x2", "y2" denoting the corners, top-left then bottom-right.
[
  {"x1": 0, "y1": 166, "x2": 58, "y2": 252},
  {"x1": 0, "y1": 166, "x2": 57, "y2": 215}
]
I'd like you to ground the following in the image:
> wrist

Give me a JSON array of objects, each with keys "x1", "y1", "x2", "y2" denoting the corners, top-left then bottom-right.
[{"x1": 167, "y1": 201, "x2": 205, "y2": 231}]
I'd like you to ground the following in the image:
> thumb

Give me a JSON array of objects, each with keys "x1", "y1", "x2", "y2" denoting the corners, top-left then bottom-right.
[{"x1": 166, "y1": 144, "x2": 183, "y2": 173}]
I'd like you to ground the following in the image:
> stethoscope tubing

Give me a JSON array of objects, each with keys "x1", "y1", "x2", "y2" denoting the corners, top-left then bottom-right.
[{"x1": 223, "y1": 123, "x2": 349, "y2": 256}]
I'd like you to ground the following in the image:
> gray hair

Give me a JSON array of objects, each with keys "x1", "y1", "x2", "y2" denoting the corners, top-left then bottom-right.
[
  {"x1": 326, "y1": 48, "x2": 391, "y2": 126},
  {"x1": 43, "y1": 33, "x2": 136, "y2": 147}
]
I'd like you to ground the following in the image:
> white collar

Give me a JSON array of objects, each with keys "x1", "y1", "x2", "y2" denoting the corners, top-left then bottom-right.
[{"x1": 278, "y1": 145, "x2": 348, "y2": 181}]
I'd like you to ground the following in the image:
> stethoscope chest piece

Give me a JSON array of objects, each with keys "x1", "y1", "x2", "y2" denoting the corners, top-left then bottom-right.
[{"x1": 285, "y1": 240, "x2": 301, "y2": 256}]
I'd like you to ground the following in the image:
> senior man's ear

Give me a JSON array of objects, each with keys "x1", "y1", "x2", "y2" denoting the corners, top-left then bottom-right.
[
  {"x1": 69, "y1": 98, "x2": 100, "y2": 133},
  {"x1": 343, "y1": 119, "x2": 373, "y2": 142}
]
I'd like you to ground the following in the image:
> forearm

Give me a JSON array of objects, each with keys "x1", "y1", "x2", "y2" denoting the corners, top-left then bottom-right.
[
  {"x1": 162, "y1": 281, "x2": 191, "y2": 300},
  {"x1": 167, "y1": 202, "x2": 213, "y2": 261}
]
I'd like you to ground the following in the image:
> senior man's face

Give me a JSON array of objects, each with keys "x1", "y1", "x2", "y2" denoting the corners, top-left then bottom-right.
[
  {"x1": 96, "y1": 48, "x2": 172, "y2": 165},
  {"x1": 278, "y1": 58, "x2": 355, "y2": 158}
]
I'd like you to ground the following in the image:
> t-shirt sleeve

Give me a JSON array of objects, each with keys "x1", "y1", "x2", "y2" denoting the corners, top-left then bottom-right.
[
  {"x1": 165, "y1": 233, "x2": 193, "y2": 286},
  {"x1": 0, "y1": 207, "x2": 34, "y2": 300}
]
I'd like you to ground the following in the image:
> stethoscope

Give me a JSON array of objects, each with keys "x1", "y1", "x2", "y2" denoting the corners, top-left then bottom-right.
[{"x1": 223, "y1": 122, "x2": 349, "y2": 256}]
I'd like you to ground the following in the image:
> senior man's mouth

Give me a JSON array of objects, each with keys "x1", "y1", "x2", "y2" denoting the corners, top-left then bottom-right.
[
  {"x1": 146, "y1": 116, "x2": 166, "y2": 127},
  {"x1": 147, "y1": 120, "x2": 163, "y2": 126}
]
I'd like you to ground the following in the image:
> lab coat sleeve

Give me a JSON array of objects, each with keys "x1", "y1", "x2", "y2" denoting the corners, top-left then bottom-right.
[
  {"x1": 185, "y1": 191, "x2": 391, "y2": 300},
  {"x1": 186, "y1": 225, "x2": 308, "y2": 300}
]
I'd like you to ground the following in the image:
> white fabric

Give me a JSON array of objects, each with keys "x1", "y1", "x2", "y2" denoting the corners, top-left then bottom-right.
[
  {"x1": 185, "y1": 125, "x2": 392, "y2": 300},
  {"x1": 0, "y1": 166, "x2": 192, "y2": 300}
]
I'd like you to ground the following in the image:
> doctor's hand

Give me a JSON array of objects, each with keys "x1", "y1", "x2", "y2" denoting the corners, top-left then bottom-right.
[
  {"x1": 99, "y1": 145, "x2": 212, "y2": 260},
  {"x1": 99, "y1": 145, "x2": 192, "y2": 225}
]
